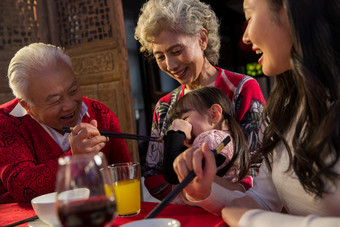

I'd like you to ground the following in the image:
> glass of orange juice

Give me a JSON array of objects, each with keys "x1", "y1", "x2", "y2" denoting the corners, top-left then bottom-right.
[{"x1": 109, "y1": 162, "x2": 141, "y2": 217}]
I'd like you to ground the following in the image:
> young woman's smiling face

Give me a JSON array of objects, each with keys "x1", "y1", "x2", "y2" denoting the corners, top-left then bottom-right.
[{"x1": 243, "y1": 0, "x2": 292, "y2": 76}]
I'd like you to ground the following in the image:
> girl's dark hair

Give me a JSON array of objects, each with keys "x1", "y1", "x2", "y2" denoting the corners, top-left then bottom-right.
[
  {"x1": 262, "y1": 0, "x2": 340, "y2": 197},
  {"x1": 169, "y1": 87, "x2": 250, "y2": 180}
]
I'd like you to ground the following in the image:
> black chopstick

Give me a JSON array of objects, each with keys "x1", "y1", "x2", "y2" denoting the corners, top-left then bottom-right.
[
  {"x1": 3, "y1": 215, "x2": 39, "y2": 227},
  {"x1": 145, "y1": 136, "x2": 234, "y2": 219},
  {"x1": 62, "y1": 126, "x2": 163, "y2": 143}
]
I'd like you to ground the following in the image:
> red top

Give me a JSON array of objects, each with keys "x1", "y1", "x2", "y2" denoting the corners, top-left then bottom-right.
[{"x1": 0, "y1": 97, "x2": 131, "y2": 203}]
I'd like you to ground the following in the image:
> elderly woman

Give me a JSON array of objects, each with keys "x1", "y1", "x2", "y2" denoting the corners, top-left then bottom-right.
[{"x1": 135, "y1": 0, "x2": 265, "y2": 201}]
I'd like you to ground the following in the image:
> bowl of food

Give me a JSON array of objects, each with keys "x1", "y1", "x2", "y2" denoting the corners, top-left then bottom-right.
[{"x1": 31, "y1": 192, "x2": 60, "y2": 226}]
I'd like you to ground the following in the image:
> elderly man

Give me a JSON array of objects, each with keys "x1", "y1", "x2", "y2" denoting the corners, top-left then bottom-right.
[{"x1": 0, "y1": 43, "x2": 131, "y2": 203}]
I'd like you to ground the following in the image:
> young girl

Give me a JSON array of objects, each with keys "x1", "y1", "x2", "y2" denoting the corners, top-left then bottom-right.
[
  {"x1": 162, "y1": 87, "x2": 250, "y2": 188},
  {"x1": 173, "y1": 0, "x2": 340, "y2": 226}
]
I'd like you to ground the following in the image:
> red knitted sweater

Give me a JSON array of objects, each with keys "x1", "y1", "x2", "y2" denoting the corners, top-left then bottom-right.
[{"x1": 0, "y1": 97, "x2": 131, "y2": 203}]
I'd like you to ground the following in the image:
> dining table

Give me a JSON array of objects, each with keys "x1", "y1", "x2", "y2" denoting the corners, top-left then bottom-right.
[{"x1": 0, "y1": 201, "x2": 228, "y2": 227}]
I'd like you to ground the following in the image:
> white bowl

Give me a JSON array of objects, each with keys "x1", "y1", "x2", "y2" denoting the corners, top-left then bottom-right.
[
  {"x1": 120, "y1": 218, "x2": 180, "y2": 227},
  {"x1": 31, "y1": 188, "x2": 90, "y2": 227},
  {"x1": 31, "y1": 192, "x2": 60, "y2": 226},
  {"x1": 57, "y1": 188, "x2": 90, "y2": 201}
]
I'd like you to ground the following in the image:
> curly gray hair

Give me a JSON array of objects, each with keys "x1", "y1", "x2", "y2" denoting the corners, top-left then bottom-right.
[{"x1": 134, "y1": 0, "x2": 221, "y2": 65}]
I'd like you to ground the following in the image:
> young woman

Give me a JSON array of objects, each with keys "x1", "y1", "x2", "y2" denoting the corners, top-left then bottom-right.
[
  {"x1": 134, "y1": 0, "x2": 265, "y2": 200},
  {"x1": 163, "y1": 87, "x2": 250, "y2": 189},
  {"x1": 173, "y1": 0, "x2": 340, "y2": 226}
]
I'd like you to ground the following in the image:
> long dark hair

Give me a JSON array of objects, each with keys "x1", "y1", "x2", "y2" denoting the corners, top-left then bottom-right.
[
  {"x1": 262, "y1": 0, "x2": 340, "y2": 197},
  {"x1": 169, "y1": 87, "x2": 250, "y2": 180}
]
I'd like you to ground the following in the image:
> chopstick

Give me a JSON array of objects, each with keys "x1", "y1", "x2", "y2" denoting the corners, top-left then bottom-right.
[
  {"x1": 62, "y1": 126, "x2": 163, "y2": 143},
  {"x1": 145, "y1": 136, "x2": 235, "y2": 219},
  {"x1": 3, "y1": 215, "x2": 39, "y2": 227}
]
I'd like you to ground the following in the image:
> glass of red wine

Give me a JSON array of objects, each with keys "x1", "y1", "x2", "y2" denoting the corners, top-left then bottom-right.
[{"x1": 55, "y1": 152, "x2": 116, "y2": 227}]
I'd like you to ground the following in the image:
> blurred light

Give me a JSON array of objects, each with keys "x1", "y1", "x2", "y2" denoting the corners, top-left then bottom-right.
[{"x1": 246, "y1": 62, "x2": 262, "y2": 76}]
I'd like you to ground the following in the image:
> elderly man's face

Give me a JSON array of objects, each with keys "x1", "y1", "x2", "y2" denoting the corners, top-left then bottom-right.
[{"x1": 21, "y1": 60, "x2": 82, "y2": 133}]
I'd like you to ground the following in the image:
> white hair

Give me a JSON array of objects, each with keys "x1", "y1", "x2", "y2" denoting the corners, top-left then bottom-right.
[
  {"x1": 134, "y1": 0, "x2": 221, "y2": 65},
  {"x1": 7, "y1": 42, "x2": 73, "y2": 103}
]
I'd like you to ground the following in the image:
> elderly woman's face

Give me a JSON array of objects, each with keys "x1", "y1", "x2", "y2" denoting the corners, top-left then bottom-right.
[
  {"x1": 242, "y1": 0, "x2": 292, "y2": 76},
  {"x1": 152, "y1": 30, "x2": 206, "y2": 86}
]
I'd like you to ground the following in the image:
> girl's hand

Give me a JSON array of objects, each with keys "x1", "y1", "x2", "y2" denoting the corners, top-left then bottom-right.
[
  {"x1": 170, "y1": 119, "x2": 193, "y2": 146},
  {"x1": 173, "y1": 142, "x2": 216, "y2": 201}
]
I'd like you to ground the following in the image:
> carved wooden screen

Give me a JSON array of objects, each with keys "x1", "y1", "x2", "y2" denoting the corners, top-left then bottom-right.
[
  {"x1": 51, "y1": 0, "x2": 138, "y2": 161},
  {"x1": 0, "y1": 0, "x2": 46, "y2": 103},
  {"x1": 0, "y1": 0, "x2": 138, "y2": 162}
]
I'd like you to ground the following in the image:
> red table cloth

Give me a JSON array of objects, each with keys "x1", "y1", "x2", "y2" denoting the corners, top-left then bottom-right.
[{"x1": 0, "y1": 201, "x2": 228, "y2": 227}]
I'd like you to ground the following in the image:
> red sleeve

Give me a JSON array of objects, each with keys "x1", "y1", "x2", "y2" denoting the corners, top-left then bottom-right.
[
  {"x1": 84, "y1": 98, "x2": 131, "y2": 164},
  {"x1": 0, "y1": 123, "x2": 61, "y2": 203},
  {"x1": 235, "y1": 78, "x2": 265, "y2": 121},
  {"x1": 105, "y1": 112, "x2": 131, "y2": 164}
]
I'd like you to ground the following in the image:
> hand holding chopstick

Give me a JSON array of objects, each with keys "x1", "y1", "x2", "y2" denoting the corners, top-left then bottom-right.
[
  {"x1": 145, "y1": 136, "x2": 235, "y2": 219},
  {"x1": 62, "y1": 126, "x2": 163, "y2": 143}
]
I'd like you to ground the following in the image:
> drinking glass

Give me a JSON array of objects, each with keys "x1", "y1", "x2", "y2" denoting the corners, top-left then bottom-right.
[
  {"x1": 56, "y1": 152, "x2": 115, "y2": 227},
  {"x1": 109, "y1": 162, "x2": 141, "y2": 217}
]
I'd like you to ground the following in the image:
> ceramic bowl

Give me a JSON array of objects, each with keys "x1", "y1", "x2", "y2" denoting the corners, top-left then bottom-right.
[
  {"x1": 31, "y1": 188, "x2": 90, "y2": 226},
  {"x1": 120, "y1": 218, "x2": 180, "y2": 227},
  {"x1": 31, "y1": 192, "x2": 60, "y2": 226}
]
